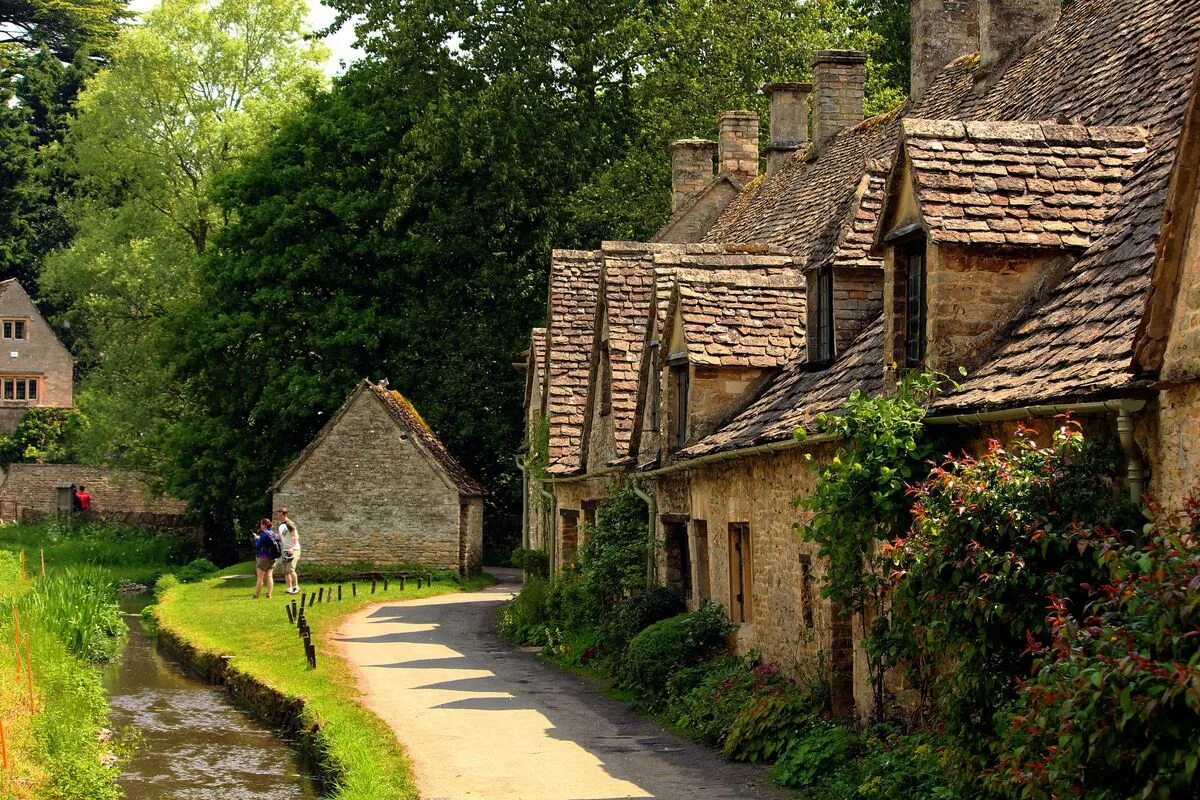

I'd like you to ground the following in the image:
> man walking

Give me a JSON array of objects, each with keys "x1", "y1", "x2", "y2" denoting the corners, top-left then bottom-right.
[{"x1": 277, "y1": 508, "x2": 301, "y2": 595}]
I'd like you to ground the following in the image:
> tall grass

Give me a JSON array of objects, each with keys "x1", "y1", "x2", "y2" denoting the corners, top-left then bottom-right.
[
  {"x1": 0, "y1": 552, "x2": 124, "y2": 799},
  {"x1": 0, "y1": 519, "x2": 197, "y2": 583}
]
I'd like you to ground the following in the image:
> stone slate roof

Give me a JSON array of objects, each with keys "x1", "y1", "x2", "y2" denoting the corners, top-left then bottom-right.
[
  {"x1": 680, "y1": 0, "x2": 1200, "y2": 456},
  {"x1": 679, "y1": 317, "x2": 885, "y2": 457},
  {"x1": 670, "y1": 275, "x2": 805, "y2": 368},
  {"x1": 544, "y1": 250, "x2": 603, "y2": 475},
  {"x1": 371, "y1": 384, "x2": 486, "y2": 497},
  {"x1": 272, "y1": 380, "x2": 485, "y2": 496},
  {"x1": 888, "y1": 119, "x2": 1150, "y2": 250}
]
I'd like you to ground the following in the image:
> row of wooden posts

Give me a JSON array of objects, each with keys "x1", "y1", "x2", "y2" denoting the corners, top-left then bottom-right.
[{"x1": 283, "y1": 574, "x2": 434, "y2": 669}]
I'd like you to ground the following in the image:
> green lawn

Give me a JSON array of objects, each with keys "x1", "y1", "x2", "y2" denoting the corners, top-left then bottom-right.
[{"x1": 154, "y1": 565, "x2": 493, "y2": 800}]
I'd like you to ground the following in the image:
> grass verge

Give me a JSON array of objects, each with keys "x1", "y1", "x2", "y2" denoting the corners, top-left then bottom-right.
[
  {"x1": 154, "y1": 565, "x2": 493, "y2": 800},
  {"x1": 0, "y1": 519, "x2": 198, "y2": 585}
]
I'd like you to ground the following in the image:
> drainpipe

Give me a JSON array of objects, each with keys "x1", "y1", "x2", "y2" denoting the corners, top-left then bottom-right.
[
  {"x1": 513, "y1": 455, "x2": 529, "y2": 550},
  {"x1": 539, "y1": 483, "x2": 556, "y2": 571},
  {"x1": 630, "y1": 481, "x2": 657, "y2": 588},
  {"x1": 1115, "y1": 401, "x2": 1147, "y2": 506}
]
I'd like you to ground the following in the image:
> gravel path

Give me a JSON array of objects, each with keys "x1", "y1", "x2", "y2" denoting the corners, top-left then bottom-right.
[{"x1": 332, "y1": 568, "x2": 789, "y2": 800}]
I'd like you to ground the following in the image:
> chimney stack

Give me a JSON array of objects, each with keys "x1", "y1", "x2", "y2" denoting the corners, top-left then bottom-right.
[
  {"x1": 812, "y1": 51, "x2": 866, "y2": 153},
  {"x1": 762, "y1": 82, "x2": 811, "y2": 177},
  {"x1": 669, "y1": 138, "x2": 717, "y2": 211},
  {"x1": 909, "y1": 0, "x2": 980, "y2": 103},
  {"x1": 717, "y1": 110, "x2": 760, "y2": 181},
  {"x1": 981, "y1": 0, "x2": 1059, "y2": 74}
]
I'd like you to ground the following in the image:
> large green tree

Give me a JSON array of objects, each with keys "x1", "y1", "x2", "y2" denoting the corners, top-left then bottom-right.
[
  {"x1": 166, "y1": 0, "x2": 912, "y2": 552},
  {"x1": 1, "y1": 0, "x2": 127, "y2": 59},
  {"x1": 39, "y1": 0, "x2": 326, "y2": 477}
]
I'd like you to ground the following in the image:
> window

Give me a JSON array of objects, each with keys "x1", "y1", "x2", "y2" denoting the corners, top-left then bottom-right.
[
  {"x1": 648, "y1": 342, "x2": 661, "y2": 430},
  {"x1": 810, "y1": 267, "x2": 835, "y2": 363},
  {"x1": 2, "y1": 320, "x2": 26, "y2": 340},
  {"x1": 2, "y1": 377, "x2": 38, "y2": 402},
  {"x1": 902, "y1": 240, "x2": 927, "y2": 368},
  {"x1": 560, "y1": 510, "x2": 579, "y2": 567},
  {"x1": 663, "y1": 520, "x2": 692, "y2": 599},
  {"x1": 599, "y1": 343, "x2": 612, "y2": 417},
  {"x1": 728, "y1": 522, "x2": 753, "y2": 623},
  {"x1": 694, "y1": 520, "x2": 711, "y2": 603},
  {"x1": 671, "y1": 362, "x2": 689, "y2": 448},
  {"x1": 799, "y1": 554, "x2": 815, "y2": 628}
]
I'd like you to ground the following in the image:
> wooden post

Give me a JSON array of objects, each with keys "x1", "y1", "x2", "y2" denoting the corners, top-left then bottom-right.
[
  {"x1": 286, "y1": 604, "x2": 295, "y2": 625},
  {"x1": 12, "y1": 608, "x2": 21, "y2": 673},
  {"x1": 0, "y1": 717, "x2": 8, "y2": 773},
  {"x1": 337, "y1": 585, "x2": 342, "y2": 601},
  {"x1": 352, "y1": 583, "x2": 356, "y2": 597},
  {"x1": 371, "y1": 579, "x2": 376, "y2": 594},
  {"x1": 24, "y1": 635, "x2": 34, "y2": 713},
  {"x1": 18, "y1": 552, "x2": 24, "y2": 585},
  {"x1": 383, "y1": 577, "x2": 388, "y2": 592},
  {"x1": 399, "y1": 575, "x2": 406, "y2": 591},
  {"x1": 318, "y1": 587, "x2": 324, "y2": 603},
  {"x1": 39, "y1": 549, "x2": 44, "y2": 578}
]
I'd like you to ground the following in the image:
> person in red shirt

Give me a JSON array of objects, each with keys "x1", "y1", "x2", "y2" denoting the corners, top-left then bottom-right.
[{"x1": 76, "y1": 485, "x2": 92, "y2": 512}]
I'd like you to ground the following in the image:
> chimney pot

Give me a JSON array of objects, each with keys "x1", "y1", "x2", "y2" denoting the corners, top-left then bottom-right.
[
  {"x1": 717, "y1": 110, "x2": 760, "y2": 181},
  {"x1": 762, "y1": 82, "x2": 812, "y2": 177},
  {"x1": 669, "y1": 138, "x2": 717, "y2": 211},
  {"x1": 981, "y1": 0, "x2": 1059, "y2": 74},
  {"x1": 909, "y1": 0, "x2": 980, "y2": 103},
  {"x1": 812, "y1": 50, "x2": 866, "y2": 153}
]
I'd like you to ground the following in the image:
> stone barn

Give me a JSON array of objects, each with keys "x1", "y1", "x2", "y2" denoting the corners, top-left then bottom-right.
[{"x1": 271, "y1": 380, "x2": 485, "y2": 575}]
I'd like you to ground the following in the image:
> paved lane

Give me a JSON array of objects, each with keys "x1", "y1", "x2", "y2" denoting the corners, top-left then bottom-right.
[{"x1": 333, "y1": 568, "x2": 787, "y2": 800}]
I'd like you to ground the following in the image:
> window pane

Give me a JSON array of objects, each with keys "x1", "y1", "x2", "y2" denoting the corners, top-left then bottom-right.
[
  {"x1": 904, "y1": 244, "x2": 926, "y2": 368},
  {"x1": 27, "y1": 378, "x2": 36, "y2": 400},
  {"x1": 2, "y1": 379, "x2": 11, "y2": 400},
  {"x1": 3, "y1": 321, "x2": 10, "y2": 339},
  {"x1": 13, "y1": 321, "x2": 24, "y2": 340},
  {"x1": 15, "y1": 380, "x2": 25, "y2": 401}
]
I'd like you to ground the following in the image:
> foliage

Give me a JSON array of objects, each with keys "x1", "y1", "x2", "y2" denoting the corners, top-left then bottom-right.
[
  {"x1": 40, "y1": 0, "x2": 326, "y2": 482},
  {"x1": 0, "y1": 0, "x2": 127, "y2": 59},
  {"x1": 19, "y1": 566, "x2": 124, "y2": 661},
  {"x1": 174, "y1": 557, "x2": 219, "y2": 583},
  {"x1": 596, "y1": 584, "x2": 685, "y2": 670},
  {"x1": 497, "y1": 575, "x2": 555, "y2": 645},
  {"x1": 878, "y1": 421, "x2": 1136, "y2": 736},
  {"x1": 621, "y1": 602, "x2": 734, "y2": 703},
  {"x1": 153, "y1": 572, "x2": 180, "y2": 601},
  {"x1": 771, "y1": 721, "x2": 861, "y2": 790},
  {"x1": 723, "y1": 686, "x2": 824, "y2": 763},
  {"x1": 0, "y1": 407, "x2": 84, "y2": 463},
  {"x1": 510, "y1": 547, "x2": 550, "y2": 578},
  {"x1": 991, "y1": 503, "x2": 1200, "y2": 799},
  {"x1": 0, "y1": 519, "x2": 198, "y2": 584},
  {"x1": 796, "y1": 371, "x2": 943, "y2": 719},
  {"x1": 577, "y1": 479, "x2": 649, "y2": 599}
]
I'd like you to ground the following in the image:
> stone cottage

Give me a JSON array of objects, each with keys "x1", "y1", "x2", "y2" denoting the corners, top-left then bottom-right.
[
  {"x1": 272, "y1": 380, "x2": 485, "y2": 574},
  {"x1": 522, "y1": 0, "x2": 1200, "y2": 716},
  {"x1": 0, "y1": 279, "x2": 74, "y2": 435}
]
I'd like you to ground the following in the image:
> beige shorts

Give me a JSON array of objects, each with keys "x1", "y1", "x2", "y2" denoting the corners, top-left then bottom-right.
[
  {"x1": 280, "y1": 554, "x2": 299, "y2": 575},
  {"x1": 256, "y1": 556, "x2": 276, "y2": 572}
]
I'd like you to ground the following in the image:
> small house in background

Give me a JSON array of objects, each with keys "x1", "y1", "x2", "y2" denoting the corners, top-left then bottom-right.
[
  {"x1": 0, "y1": 279, "x2": 74, "y2": 434},
  {"x1": 271, "y1": 380, "x2": 486, "y2": 575}
]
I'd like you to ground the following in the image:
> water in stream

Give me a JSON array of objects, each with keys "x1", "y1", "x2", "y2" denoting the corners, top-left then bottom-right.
[{"x1": 103, "y1": 596, "x2": 324, "y2": 799}]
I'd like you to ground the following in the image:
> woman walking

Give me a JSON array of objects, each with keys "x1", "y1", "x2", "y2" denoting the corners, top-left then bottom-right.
[{"x1": 252, "y1": 518, "x2": 281, "y2": 599}]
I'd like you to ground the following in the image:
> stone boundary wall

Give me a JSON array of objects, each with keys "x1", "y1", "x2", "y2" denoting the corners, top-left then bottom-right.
[
  {"x1": 0, "y1": 463, "x2": 186, "y2": 515},
  {"x1": 155, "y1": 621, "x2": 335, "y2": 789}
]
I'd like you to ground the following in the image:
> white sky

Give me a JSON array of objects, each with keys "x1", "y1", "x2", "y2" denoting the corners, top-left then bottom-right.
[{"x1": 129, "y1": 0, "x2": 363, "y2": 76}]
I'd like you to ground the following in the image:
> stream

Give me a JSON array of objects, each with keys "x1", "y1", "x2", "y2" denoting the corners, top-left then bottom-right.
[{"x1": 102, "y1": 595, "x2": 324, "y2": 799}]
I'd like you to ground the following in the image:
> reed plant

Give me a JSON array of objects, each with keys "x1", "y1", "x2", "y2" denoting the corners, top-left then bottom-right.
[
  {"x1": 18, "y1": 568, "x2": 125, "y2": 662},
  {"x1": 0, "y1": 519, "x2": 197, "y2": 584}
]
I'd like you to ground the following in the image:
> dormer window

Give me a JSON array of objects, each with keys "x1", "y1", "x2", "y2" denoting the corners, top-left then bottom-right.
[
  {"x1": 648, "y1": 341, "x2": 661, "y2": 430},
  {"x1": 902, "y1": 239, "x2": 927, "y2": 368},
  {"x1": 2, "y1": 320, "x2": 26, "y2": 340},
  {"x1": 810, "y1": 267, "x2": 835, "y2": 364},
  {"x1": 669, "y1": 359, "x2": 689, "y2": 449}
]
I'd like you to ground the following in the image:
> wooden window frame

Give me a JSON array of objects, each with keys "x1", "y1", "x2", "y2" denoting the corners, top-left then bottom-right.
[
  {"x1": 670, "y1": 361, "x2": 689, "y2": 449},
  {"x1": 598, "y1": 342, "x2": 612, "y2": 417},
  {"x1": 2, "y1": 319, "x2": 27, "y2": 341},
  {"x1": 810, "y1": 267, "x2": 835, "y2": 365},
  {"x1": 1, "y1": 376, "x2": 39, "y2": 403},
  {"x1": 727, "y1": 522, "x2": 753, "y2": 624},
  {"x1": 902, "y1": 239, "x2": 927, "y2": 369}
]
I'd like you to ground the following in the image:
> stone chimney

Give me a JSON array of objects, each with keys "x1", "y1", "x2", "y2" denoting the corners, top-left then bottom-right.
[
  {"x1": 981, "y1": 0, "x2": 1060, "y2": 74},
  {"x1": 669, "y1": 138, "x2": 717, "y2": 211},
  {"x1": 762, "y1": 82, "x2": 811, "y2": 177},
  {"x1": 910, "y1": 0, "x2": 980, "y2": 103},
  {"x1": 812, "y1": 50, "x2": 866, "y2": 153},
  {"x1": 717, "y1": 110, "x2": 760, "y2": 181}
]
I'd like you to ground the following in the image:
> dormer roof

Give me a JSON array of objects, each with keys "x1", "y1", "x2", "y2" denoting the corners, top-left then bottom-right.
[
  {"x1": 876, "y1": 119, "x2": 1150, "y2": 251},
  {"x1": 667, "y1": 275, "x2": 805, "y2": 368}
]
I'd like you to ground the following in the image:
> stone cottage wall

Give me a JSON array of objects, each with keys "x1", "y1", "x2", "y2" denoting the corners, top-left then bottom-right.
[
  {"x1": 463, "y1": 497, "x2": 484, "y2": 575},
  {"x1": 273, "y1": 391, "x2": 462, "y2": 569}
]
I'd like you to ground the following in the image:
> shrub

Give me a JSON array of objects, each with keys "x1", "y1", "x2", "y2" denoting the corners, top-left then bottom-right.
[
  {"x1": 771, "y1": 722, "x2": 860, "y2": 790},
  {"x1": 622, "y1": 602, "x2": 734, "y2": 703},
  {"x1": 577, "y1": 479, "x2": 648, "y2": 599},
  {"x1": 510, "y1": 547, "x2": 550, "y2": 578},
  {"x1": 497, "y1": 575, "x2": 553, "y2": 645},
  {"x1": 154, "y1": 573, "x2": 181, "y2": 601},
  {"x1": 664, "y1": 654, "x2": 761, "y2": 745},
  {"x1": 174, "y1": 558, "x2": 219, "y2": 583},
  {"x1": 724, "y1": 688, "x2": 820, "y2": 763},
  {"x1": 991, "y1": 505, "x2": 1200, "y2": 799},
  {"x1": 597, "y1": 584, "x2": 685, "y2": 668}
]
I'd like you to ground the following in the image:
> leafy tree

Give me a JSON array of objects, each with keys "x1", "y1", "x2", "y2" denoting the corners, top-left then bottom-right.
[
  {"x1": 39, "y1": 0, "x2": 326, "y2": 475},
  {"x1": 0, "y1": 407, "x2": 84, "y2": 463},
  {"x1": 0, "y1": 0, "x2": 127, "y2": 59}
]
